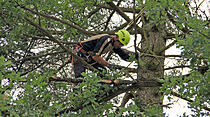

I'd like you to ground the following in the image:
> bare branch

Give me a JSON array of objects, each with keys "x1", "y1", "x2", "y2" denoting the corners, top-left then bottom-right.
[
  {"x1": 48, "y1": 76, "x2": 137, "y2": 85},
  {"x1": 164, "y1": 65, "x2": 190, "y2": 71},
  {"x1": 98, "y1": 3, "x2": 141, "y2": 13},
  {"x1": 56, "y1": 84, "x2": 139, "y2": 115},
  {"x1": 20, "y1": 61, "x2": 45, "y2": 76},
  {"x1": 120, "y1": 93, "x2": 134, "y2": 107},
  {"x1": 56, "y1": 76, "x2": 163, "y2": 115},
  {"x1": 86, "y1": 7, "x2": 101, "y2": 18},
  {"x1": 164, "y1": 55, "x2": 182, "y2": 58},
  {"x1": 104, "y1": 0, "x2": 123, "y2": 31},
  {"x1": 27, "y1": 35, "x2": 77, "y2": 45},
  {"x1": 158, "y1": 40, "x2": 177, "y2": 54},
  {"x1": 172, "y1": 91, "x2": 210, "y2": 112},
  {"x1": 24, "y1": 17, "x2": 100, "y2": 73},
  {"x1": 107, "y1": 2, "x2": 131, "y2": 23},
  {"x1": 14, "y1": 51, "x2": 65, "y2": 63}
]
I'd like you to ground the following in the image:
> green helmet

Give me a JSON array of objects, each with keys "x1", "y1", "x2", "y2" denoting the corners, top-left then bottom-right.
[{"x1": 115, "y1": 29, "x2": 130, "y2": 45}]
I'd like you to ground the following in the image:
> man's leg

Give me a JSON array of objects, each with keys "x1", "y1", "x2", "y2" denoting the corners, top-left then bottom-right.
[{"x1": 73, "y1": 60, "x2": 86, "y2": 78}]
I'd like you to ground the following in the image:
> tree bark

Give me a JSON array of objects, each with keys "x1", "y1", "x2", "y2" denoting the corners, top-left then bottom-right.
[{"x1": 136, "y1": 23, "x2": 166, "y2": 110}]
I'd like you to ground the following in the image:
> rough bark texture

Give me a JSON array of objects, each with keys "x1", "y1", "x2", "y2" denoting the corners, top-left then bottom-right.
[{"x1": 136, "y1": 23, "x2": 166, "y2": 109}]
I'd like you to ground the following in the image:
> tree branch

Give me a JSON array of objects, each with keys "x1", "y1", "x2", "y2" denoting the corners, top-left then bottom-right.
[
  {"x1": 86, "y1": 7, "x2": 101, "y2": 18},
  {"x1": 56, "y1": 84, "x2": 139, "y2": 115},
  {"x1": 107, "y1": 2, "x2": 131, "y2": 23},
  {"x1": 165, "y1": 8, "x2": 190, "y2": 33},
  {"x1": 104, "y1": 0, "x2": 123, "y2": 31},
  {"x1": 48, "y1": 76, "x2": 137, "y2": 85},
  {"x1": 48, "y1": 76, "x2": 162, "y2": 87},
  {"x1": 164, "y1": 65, "x2": 190, "y2": 71},
  {"x1": 20, "y1": 61, "x2": 45, "y2": 76},
  {"x1": 172, "y1": 91, "x2": 210, "y2": 112},
  {"x1": 24, "y1": 17, "x2": 100, "y2": 73},
  {"x1": 20, "y1": 5, "x2": 96, "y2": 36},
  {"x1": 56, "y1": 78, "x2": 162, "y2": 115},
  {"x1": 164, "y1": 55, "x2": 182, "y2": 58},
  {"x1": 14, "y1": 51, "x2": 65, "y2": 63},
  {"x1": 98, "y1": 3, "x2": 141, "y2": 13},
  {"x1": 158, "y1": 40, "x2": 177, "y2": 54},
  {"x1": 27, "y1": 34, "x2": 77, "y2": 45},
  {"x1": 120, "y1": 92, "x2": 134, "y2": 107}
]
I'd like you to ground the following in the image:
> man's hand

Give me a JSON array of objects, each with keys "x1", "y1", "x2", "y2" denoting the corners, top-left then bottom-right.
[{"x1": 92, "y1": 55, "x2": 110, "y2": 67}]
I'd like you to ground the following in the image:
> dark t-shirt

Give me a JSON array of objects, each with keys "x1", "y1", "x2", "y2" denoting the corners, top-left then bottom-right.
[{"x1": 80, "y1": 34, "x2": 129, "y2": 61}]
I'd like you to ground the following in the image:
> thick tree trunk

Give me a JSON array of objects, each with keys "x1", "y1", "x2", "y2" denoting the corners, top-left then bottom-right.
[{"x1": 136, "y1": 23, "x2": 166, "y2": 110}]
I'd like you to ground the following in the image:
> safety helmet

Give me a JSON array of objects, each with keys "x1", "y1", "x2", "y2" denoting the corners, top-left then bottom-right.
[{"x1": 115, "y1": 29, "x2": 130, "y2": 45}]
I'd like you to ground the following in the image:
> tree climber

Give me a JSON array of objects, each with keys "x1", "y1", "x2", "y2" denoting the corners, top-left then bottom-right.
[{"x1": 73, "y1": 29, "x2": 131, "y2": 78}]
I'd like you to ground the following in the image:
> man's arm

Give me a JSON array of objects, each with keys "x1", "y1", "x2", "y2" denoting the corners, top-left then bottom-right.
[
  {"x1": 113, "y1": 48, "x2": 130, "y2": 61},
  {"x1": 92, "y1": 55, "x2": 110, "y2": 67}
]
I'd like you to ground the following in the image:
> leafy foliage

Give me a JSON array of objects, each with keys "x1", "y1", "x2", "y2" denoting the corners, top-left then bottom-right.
[{"x1": 0, "y1": 0, "x2": 209, "y2": 116}]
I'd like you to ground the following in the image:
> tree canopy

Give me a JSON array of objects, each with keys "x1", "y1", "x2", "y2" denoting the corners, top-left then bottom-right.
[{"x1": 0, "y1": 0, "x2": 209, "y2": 116}]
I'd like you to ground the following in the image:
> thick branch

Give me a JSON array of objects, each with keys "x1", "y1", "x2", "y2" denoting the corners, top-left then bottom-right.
[
  {"x1": 107, "y1": 2, "x2": 131, "y2": 22},
  {"x1": 48, "y1": 76, "x2": 162, "y2": 87},
  {"x1": 104, "y1": 0, "x2": 123, "y2": 31},
  {"x1": 115, "y1": 64, "x2": 137, "y2": 73},
  {"x1": 158, "y1": 40, "x2": 177, "y2": 54},
  {"x1": 56, "y1": 78, "x2": 162, "y2": 115},
  {"x1": 56, "y1": 84, "x2": 139, "y2": 115},
  {"x1": 48, "y1": 76, "x2": 137, "y2": 85},
  {"x1": 25, "y1": 17, "x2": 99, "y2": 73},
  {"x1": 120, "y1": 93, "x2": 134, "y2": 107}
]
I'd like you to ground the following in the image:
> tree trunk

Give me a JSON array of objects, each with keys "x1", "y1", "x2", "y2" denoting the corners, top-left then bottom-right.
[{"x1": 136, "y1": 23, "x2": 166, "y2": 110}]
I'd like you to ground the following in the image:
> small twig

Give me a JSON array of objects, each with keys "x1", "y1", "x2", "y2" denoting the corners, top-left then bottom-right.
[
  {"x1": 20, "y1": 61, "x2": 45, "y2": 76},
  {"x1": 27, "y1": 34, "x2": 77, "y2": 45},
  {"x1": 164, "y1": 65, "x2": 190, "y2": 71},
  {"x1": 20, "y1": 5, "x2": 96, "y2": 36},
  {"x1": 86, "y1": 7, "x2": 101, "y2": 18},
  {"x1": 164, "y1": 55, "x2": 182, "y2": 58},
  {"x1": 172, "y1": 91, "x2": 210, "y2": 112},
  {"x1": 14, "y1": 51, "x2": 65, "y2": 63}
]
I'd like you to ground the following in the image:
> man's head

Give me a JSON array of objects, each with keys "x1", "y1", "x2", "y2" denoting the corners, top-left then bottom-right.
[{"x1": 113, "y1": 29, "x2": 130, "y2": 48}]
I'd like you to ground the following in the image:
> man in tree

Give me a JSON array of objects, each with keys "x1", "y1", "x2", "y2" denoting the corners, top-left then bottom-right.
[{"x1": 73, "y1": 29, "x2": 131, "y2": 78}]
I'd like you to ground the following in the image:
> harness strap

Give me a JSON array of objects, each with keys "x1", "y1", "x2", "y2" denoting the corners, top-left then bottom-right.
[{"x1": 74, "y1": 42, "x2": 87, "y2": 53}]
